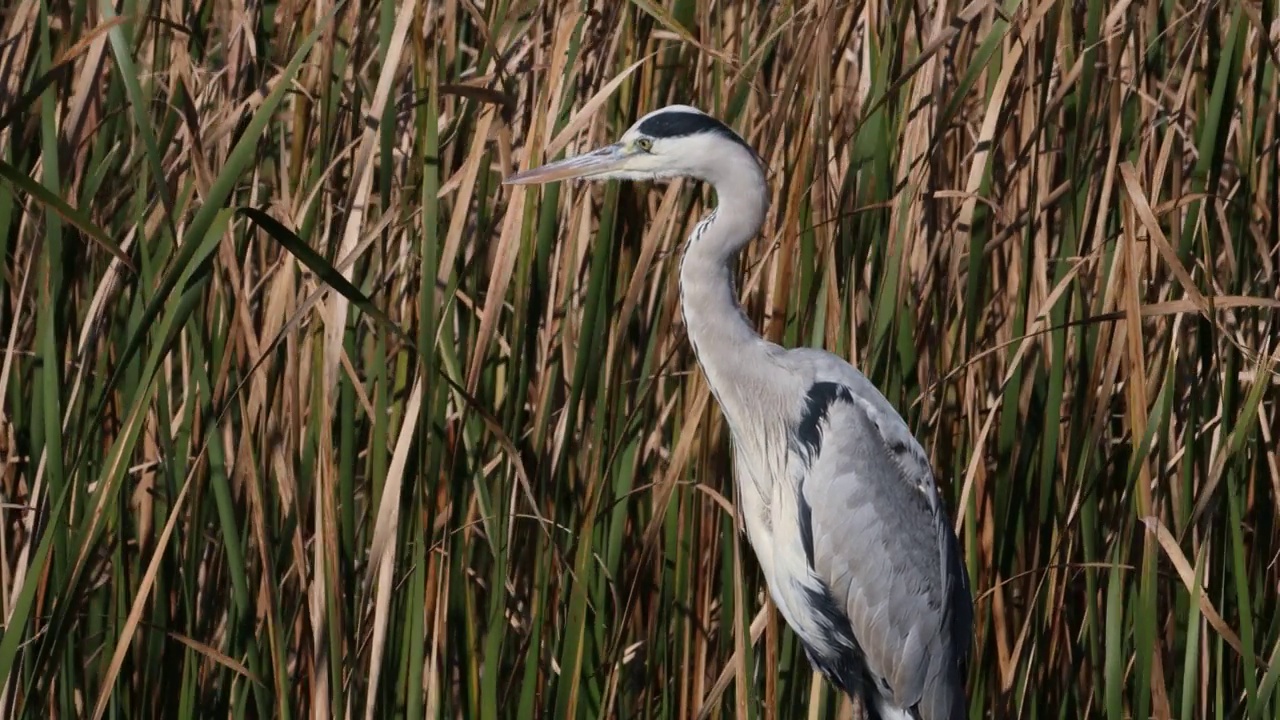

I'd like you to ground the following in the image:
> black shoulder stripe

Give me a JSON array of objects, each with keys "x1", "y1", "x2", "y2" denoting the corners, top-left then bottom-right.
[
  {"x1": 794, "y1": 381, "x2": 856, "y2": 569},
  {"x1": 794, "y1": 381, "x2": 855, "y2": 460}
]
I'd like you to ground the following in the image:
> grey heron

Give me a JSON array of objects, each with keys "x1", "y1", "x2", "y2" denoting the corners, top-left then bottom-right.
[{"x1": 505, "y1": 105, "x2": 973, "y2": 720}]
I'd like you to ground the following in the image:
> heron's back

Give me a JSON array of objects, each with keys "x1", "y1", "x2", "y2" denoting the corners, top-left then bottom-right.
[{"x1": 722, "y1": 348, "x2": 972, "y2": 720}]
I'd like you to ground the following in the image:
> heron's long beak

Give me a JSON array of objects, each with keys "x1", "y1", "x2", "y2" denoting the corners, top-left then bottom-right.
[{"x1": 504, "y1": 143, "x2": 627, "y2": 185}]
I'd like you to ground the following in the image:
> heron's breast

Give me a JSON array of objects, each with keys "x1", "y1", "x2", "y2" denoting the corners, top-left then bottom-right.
[{"x1": 730, "y1": 445, "x2": 773, "y2": 540}]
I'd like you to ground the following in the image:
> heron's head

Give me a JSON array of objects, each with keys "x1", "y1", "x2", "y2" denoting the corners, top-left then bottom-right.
[{"x1": 504, "y1": 105, "x2": 763, "y2": 187}]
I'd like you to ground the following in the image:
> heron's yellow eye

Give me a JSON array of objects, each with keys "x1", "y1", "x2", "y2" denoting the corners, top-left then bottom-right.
[{"x1": 635, "y1": 138, "x2": 653, "y2": 152}]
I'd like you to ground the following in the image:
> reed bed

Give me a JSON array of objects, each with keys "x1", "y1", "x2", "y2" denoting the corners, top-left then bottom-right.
[{"x1": 0, "y1": 0, "x2": 1277, "y2": 718}]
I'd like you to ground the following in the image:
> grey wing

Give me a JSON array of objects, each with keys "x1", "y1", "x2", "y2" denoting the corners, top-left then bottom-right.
[{"x1": 793, "y1": 379, "x2": 972, "y2": 719}]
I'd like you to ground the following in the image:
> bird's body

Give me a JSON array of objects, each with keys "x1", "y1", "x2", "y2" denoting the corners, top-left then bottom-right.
[{"x1": 507, "y1": 105, "x2": 972, "y2": 720}]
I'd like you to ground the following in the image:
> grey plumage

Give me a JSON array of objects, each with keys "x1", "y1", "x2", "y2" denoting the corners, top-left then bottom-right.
[{"x1": 506, "y1": 105, "x2": 973, "y2": 720}]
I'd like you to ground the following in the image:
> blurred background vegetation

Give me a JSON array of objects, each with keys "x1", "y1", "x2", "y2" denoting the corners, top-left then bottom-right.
[{"x1": 0, "y1": 0, "x2": 1277, "y2": 718}]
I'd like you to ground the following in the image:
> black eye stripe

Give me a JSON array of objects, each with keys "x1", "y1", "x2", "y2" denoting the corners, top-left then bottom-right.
[
  {"x1": 638, "y1": 111, "x2": 722, "y2": 137},
  {"x1": 635, "y1": 111, "x2": 754, "y2": 153}
]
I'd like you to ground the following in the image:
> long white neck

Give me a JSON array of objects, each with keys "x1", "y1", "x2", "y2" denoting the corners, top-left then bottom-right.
[{"x1": 678, "y1": 158, "x2": 772, "y2": 410}]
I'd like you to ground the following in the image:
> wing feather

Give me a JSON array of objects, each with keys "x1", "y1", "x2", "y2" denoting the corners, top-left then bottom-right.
[{"x1": 793, "y1": 379, "x2": 971, "y2": 719}]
